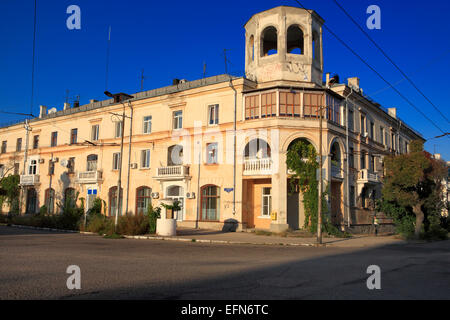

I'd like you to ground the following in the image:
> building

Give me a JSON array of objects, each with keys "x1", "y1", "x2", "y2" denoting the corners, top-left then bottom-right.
[{"x1": 0, "y1": 6, "x2": 423, "y2": 232}]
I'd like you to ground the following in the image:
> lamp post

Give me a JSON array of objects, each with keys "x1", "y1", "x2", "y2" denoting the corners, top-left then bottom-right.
[{"x1": 104, "y1": 91, "x2": 133, "y2": 230}]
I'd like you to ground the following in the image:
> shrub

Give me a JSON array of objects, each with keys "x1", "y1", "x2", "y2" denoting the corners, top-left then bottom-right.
[
  {"x1": 420, "y1": 224, "x2": 448, "y2": 241},
  {"x1": 147, "y1": 203, "x2": 160, "y2": 234},
  {"x1": 116, "y1": 214, "x2": 149, "y2": 236},
  {"x1": 86, "y1": 215, "x2": 114, "y2": 235}
]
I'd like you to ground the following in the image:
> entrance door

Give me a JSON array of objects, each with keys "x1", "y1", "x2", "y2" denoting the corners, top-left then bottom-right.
[
  {"x1": 331, "y1": 181, "x2": 343, "y2": 225},
  {"x1": 26, "y1": 188, "x2": 37, "y2": 214},
  {"x1": 166, "y1": 185, "x2": 184, "y2": 221},
  {"x1": 86, "y1": 188, "x2": 98, "y2": 212}
]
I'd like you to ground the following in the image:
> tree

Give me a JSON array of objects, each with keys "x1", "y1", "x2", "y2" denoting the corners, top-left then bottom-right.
[
  {"x1": 381, "y1": 140, "x2": 447, "y2": 238},
  {"x1": 0, "y1": 174, "x2": 20, "y2": 214}
]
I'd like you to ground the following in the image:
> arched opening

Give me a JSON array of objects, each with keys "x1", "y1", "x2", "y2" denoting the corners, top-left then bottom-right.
[
  {"x1": 244, "y1": 138, "x2": 271, "y2": 159},
  {"x1": 136, "y1": 186, "x2": 152, "y2": 215},
  {"x1": 45, "y1": 188, "x2": 55, "y2": 214},
  {"x1": 261, "y1": 26, "x2": 278, "y2": 56},
  {"x1": 86, "y1": 154, "x2": 98, "y2": 172},
  {"x1": 109, "y1": 186, "x2": 123, "y2": 216},
  {"x1": 287, "y1": 138, "x2": 315, "y2": 158},
  {"x1": 248, "y1": 35, "x2": 255, "y2": 61},
  {"x1": 330, "y1": 141, "x2": 342, "y2": 169},
  {"x1": 26, "y1": 188, "x2": 37, "y2": 214},
  {"x1": 168, "y1": 145, "x2": 183, "y2": 166},
  {"x1": 200, "y1": 185, "x2": 220, "y2": 221},
  {"x1": 287, "y1": 25, "x2": 304, "y2": 54},
  {"x1": 312, "y1": 31, "x2": 320, "y2": 62},
  {"x1": 166, "y1": 185, "x2": 184, "y2": 221}
]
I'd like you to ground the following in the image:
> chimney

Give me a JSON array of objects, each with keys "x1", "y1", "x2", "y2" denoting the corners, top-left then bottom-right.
[
  {"x1": 326, "y1": 73, "x2": 330, "y2": 87},
  {"x1": 89, "y1": 99, "x2": 98, "y2": 104},
  {"x1": 388, "y1": 107, "x2": 397, "y2": 119},
  {"x1": 172, "y1": 79, "x2": 180, "y2": 85},
  {"x1": 63, "y1": 102, "x2": 71, "y2": 110},
  {"x1": 348, "y1": 77, "x2": 360, "y2": 91},
  {"x1": 39, "y1": 105, "x2": 47, "y2": 118},
  {"x1": 434, "y1": 153, "x2": 441, "y2": 160},
  {"x1": 73, "y1": 101, "x2": 80, "y2": 108}
]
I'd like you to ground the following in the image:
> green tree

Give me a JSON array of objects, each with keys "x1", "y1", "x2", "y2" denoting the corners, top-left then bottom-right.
[
  {"x1": 0, "y1": 174, "x2": 20, "y2": 214},
  {"x1": 381, "y1": 140, "x2": 447, "y2": 238}
]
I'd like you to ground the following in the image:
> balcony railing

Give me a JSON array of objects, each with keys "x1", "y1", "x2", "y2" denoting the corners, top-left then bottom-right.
[
  {"x1": 156, "y1": 165, "x2": 190, "y2": 179},
  {"x1": 20, "y1": 174, "x2": 40, "y2": 186},
  {"x1": 77, "y1": 170, "x2": 103, "y2": 184},
  {"x1": 358, "y1": 169, "x2": 380, "y2": 183},
  {"x1": 243, "y1": 158, "x2": 272, "y2": 176}
]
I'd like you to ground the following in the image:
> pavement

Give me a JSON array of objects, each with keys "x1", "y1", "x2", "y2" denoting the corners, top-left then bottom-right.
[{"x1": 1, "y1": 225, "x2": 449, "y2": 300}]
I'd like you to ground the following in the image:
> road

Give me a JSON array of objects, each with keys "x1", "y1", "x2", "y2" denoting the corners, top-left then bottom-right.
[{"x1": 0, "y1": 226, "x2": 449, "y2": 300}]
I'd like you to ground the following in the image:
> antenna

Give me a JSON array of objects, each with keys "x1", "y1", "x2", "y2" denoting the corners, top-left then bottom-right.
[
  {"x1": 203, "y1": 61, "x2": 207, "y2": 78},
  {"x1": 140, "y1": 69, "x2": 145, "y2": 91},
  {"x1": 223, "y1": 49, "x2": 228, "y2": 74},
  {"x1": 105, "y1": 25, "x2": 111, "y2": 91},
  {"x1": 65, "y1": 89, "x2": 69, "y2": 104}
]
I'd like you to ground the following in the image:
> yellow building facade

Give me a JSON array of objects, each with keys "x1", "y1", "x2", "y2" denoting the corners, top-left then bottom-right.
[{"x1": 0, "y1": 6, "x2": 423, "y2": 232}]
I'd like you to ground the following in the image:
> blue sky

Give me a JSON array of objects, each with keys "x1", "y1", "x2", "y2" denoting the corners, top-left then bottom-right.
[{"x1": 0, "y1": 0, "x2": 449, "y2": 159}]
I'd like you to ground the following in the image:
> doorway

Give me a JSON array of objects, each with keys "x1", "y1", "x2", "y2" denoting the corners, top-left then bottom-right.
[{"x1": 166, "y1": 185, "x2": 184, "y2": 221}]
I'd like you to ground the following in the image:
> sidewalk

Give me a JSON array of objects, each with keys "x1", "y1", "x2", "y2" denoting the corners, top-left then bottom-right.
[{"x1": 125, "y1": 227, "x2": 406, "y2": 248}]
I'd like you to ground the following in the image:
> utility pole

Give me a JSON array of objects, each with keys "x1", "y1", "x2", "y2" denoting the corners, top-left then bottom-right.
[
  {"x1": 317, "y1": 99, "x2": 323, "y2": 245},
  {"x1": 125, "y1": 102, "x2": 133, "y2": 215},
  {"x1": 20, "y1": 119, "x2": 32, "y2": 215}
]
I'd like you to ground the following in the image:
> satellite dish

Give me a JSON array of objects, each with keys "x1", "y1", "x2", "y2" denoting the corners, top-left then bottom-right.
[{"x1": 60, "y1": 159, "x2": 68, "y2": 167}]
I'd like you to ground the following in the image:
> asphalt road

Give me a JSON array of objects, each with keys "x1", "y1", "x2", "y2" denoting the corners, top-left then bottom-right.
[{"x1": 0, "y1": 226, "x2": 449, "y2": 300}]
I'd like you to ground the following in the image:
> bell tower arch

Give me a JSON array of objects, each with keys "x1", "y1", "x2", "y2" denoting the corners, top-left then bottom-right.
[{"x1": 244, "y1": 6, "x2": 324, "y2": 86}]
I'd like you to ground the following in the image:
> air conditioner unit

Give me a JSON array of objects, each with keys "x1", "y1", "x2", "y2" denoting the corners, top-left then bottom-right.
[
  {"x1": 151, "y1": 192, "x2": 159, "y2": 199},
  {"x1": 38, "y1": 159, "x2": 45, "y2": 164},
  {"x1": 130, "y1": 163, "x2": 137, "y2": 169},
  {"x1": 186, "y1": 192, "x2": 195, "y2": 199},
  {"x1": 60, "y1": 159, "x2": 68, "y2": 167}
]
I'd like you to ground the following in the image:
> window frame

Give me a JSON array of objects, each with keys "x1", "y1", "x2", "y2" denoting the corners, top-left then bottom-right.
[
  {"x1": 208, "y1": 104, "x2": 219, "y2": 125},
  {"x1": 143, "y1": 116, "x2": 152, "y2": 134},
  {"x1": 261, "y1": 187, "x2": 272, "y2": 217},
  {"x1": 206, "y1": 143, "x2": 218, "y2": 164},
  {"x1": 136, "y1": 186, "x2": 152, "y2": 215},
  {"x1": 112, "y1": 152, "x2": 121, "y2": 170},
  {"x1": 141, "y1": 149, "x2": 151, "y2": 168},
  {"x1": 115, "y1": 121, "x2": 123, "y2": 138},
  {"x1": 200, "y1": 185, "x2": 220, "y2": 221},
  {"x1": 33, "y1": 135, "x2": 39, "y2": 149},
  {"x1": 16, "y1": 138, "x2": 22, "y2": 152},
  {"x1": 91, "y1": 125, "x2": 99, "y2": 141},
  {"x1": 173, "y1": 110, "x2": 183, "y2": 130},
  {"x1": 51, "y1": 132, "x2": 58, "y2": 147}
]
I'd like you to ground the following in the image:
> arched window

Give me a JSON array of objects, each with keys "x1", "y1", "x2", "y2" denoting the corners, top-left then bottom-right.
[
  {"x1": 261, "y1": 26, "x2": 278, "y2": 56},
  {"x1": 201, "y1": 185, "x2": 220, "y2": 221},
  {"x1": 248, "y1": 35, "x2": 255, "y2": 62},
  {"x1": 64, "y1": 188, "x2": 76, "y2": 207},
  {"x1": 136, "y1": 186, "x2": 152, "y2": 215},
  {"x1": 287, "y1": 25, "x2": 304, "y2": 54},
  {"x1": 168, "y1": 145, "x2": 183, "y2": 166},
  {"x1": 312, "y1": 31, "x2": 320, "y2": 62},
  {"x1": 45, "y1": 188, "x2": 55, "y2": 214},
  {"x1": 87, "y1": 154, "x2": 98, "y2": 172},
  {"x1": 244, "y1": 139, "x2": 271, "y2": 159},
  {"x1": 109, "y1": 186, "x2": 123, "y2": 216}
]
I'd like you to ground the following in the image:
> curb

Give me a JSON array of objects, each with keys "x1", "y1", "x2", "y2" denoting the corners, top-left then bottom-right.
[{"x1": 6, "y1": 224, "x2": 323, "y2": 247}]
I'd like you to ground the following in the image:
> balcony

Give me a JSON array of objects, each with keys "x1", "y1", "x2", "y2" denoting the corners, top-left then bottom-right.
[
  {"x1": 357, "y1": 169, "x2": 380, "y2": 184},
  {"x1": 20, "y1": 174, "x2": 40, "y2": 186},
  {"x1": 155, "y1": 165, "x2": 190, "y2": 180},
  {"x1": 331, "y1": 164, "x2": 343, "y2": 179},
  {"x1": 76, "y1": 170, "x2": 103, "y2": 184},
  {"x1": 243, "y1": 158, "x2": 272, "y2": 176}
]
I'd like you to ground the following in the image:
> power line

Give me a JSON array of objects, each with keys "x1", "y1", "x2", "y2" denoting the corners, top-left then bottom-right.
[
  {"x1": 332, "y1": 0, "x2": 450, "y2": 125},
  {"x1": 292, "y1": 0, "x2": 448, "y2": 137},
  {"x1": 30, "y1": 0, "x2": 37, "y2": 116}
]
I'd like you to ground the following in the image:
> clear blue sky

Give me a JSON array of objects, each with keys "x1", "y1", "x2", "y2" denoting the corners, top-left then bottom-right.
[{"x1": 0, "y1": 0, "x2": 449, "y2": 159}]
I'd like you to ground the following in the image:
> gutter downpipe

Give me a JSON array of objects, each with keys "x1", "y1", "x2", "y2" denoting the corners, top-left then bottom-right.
[
  {"x1": 125, "y1": 101, "x2": 133, "y2": 215},
  {"x1": 345, "y1": 88, "x2": 353, "y2": 228},
  {"x1": 229, "y1": 76, "x2": 237, "y2": 219}
]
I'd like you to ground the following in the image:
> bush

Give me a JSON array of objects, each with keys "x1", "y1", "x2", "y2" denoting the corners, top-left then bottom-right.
[
  {"x1": 147, "y1": 203, "x2": 160, "y2": 234},
  {"x1": 420, "y1": 224, "x2": 448, "y2": 241},
  {"x1": 116, "y1": 214, "x2": 149, "y2": 236},
  {"x1": 86, "y1": 215, "x2": 114, "y2": 235}
]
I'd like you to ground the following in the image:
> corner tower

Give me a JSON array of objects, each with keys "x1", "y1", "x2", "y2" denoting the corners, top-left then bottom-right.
[{"x1": 244, "y1": 6, "x2": 324, "y2": 86}]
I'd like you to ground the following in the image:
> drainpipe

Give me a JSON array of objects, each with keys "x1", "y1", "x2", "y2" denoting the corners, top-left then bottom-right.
[
  {"x1": 125, "y1": 102, "x2": 133, "y2": 215},
  {"x1": 345, "y1": 88, "x2": 354, "y2": 228},
  {"x1": 229, "y1": 76, "x2": 237, "y2": 218}
]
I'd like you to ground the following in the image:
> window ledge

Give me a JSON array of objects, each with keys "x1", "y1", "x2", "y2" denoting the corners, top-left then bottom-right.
[{"x1": 257, "y1": 216, "x2": 271, "y2": 219}]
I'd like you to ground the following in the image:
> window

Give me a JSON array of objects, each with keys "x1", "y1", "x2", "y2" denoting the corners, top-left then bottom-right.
[
  {"x1": 141, "y1": 149, "x2": 150, "y2": 168},
  {"x1": 245, "y1": 95, "x2": 259, "y2": 120},
  {"x1": 349, "y1": 147, "x2": 354, "y2": 168},
  {"x1": 287, "y1": 25, "x2": 304, "y2": 54},
  {"x1": 348, "y1": 109, "x2": 354, "y2": 131},
  {"x1": 248, "y1": 35, "x2": 255, "y2": 61},
  {"x1": 201, "y1": 185, "x2": 220, "y2": 221},
  {"x1": 51, "y1": 132, "x2": 58, "y2": 147},
  {"x1": 261, "y1": 187, "x2": 272, "y2": 217},
  {"x1": 16, "y1": 138, "x2": 22, "y2": 152},
  {"x1": 143, "y1": 116, "x2": 152, "y2": 134},
  {"x1": 68, "y1": 157, "x2": 75, "y2": 174},
  {"x1": 370, "y1": 122, "x2": 374, "y2": 139},
  {"x1": 33, "y1": 135, "x2": 39, "y2": 149},
  {"x1": 360, "y1": 115, "x2": 366, "y2": 134},
  {"x1": 1, "y1": 141, "x2": 6, "y2": 154},
  {"x1": 350, "y1": 186, "x2": 356, "y2": 207},
  {"x1": 45, "y1": 188, "x2": 55, "y2": 214},
  {"x1": 109, "y1": 186, "x2": 123, "y2": 216},
  {"x1": 279, "y1": 92, "x2": 301, "y2": 117},
  {"x1": 86, "y1": 154, "x2": 98, "y2": 172},
  {"x1": 28, "y1": 160, "x2": 37, "y2": 175},
  {"x1": 304, "y1": 93, "x2": 322, "y2": 118},
  {"x1": 91, "y1": 125, "x2": 99, "y2": 141},
  {"x1": 113, "y1": 153, "x2": 121, "y2": 170},
  {"x1": 326, "y1": 94, "x2": 340, "y2": 124},
  {"x1": 380, "y1": 127, "x2": 384, "y2": 145},
  {"x1": 206, "y1": 143, "x2": 218, "y2": 164},
  {"x1": 391, "y1": 133, "x2": 396, "y2": 150},
  {"x1": 261, "y1": 92, "x2": 276, "y2": 118},
  {"x1": 360, "y1": 151, "x2": 366, "y2": 169},
  {"x1": 64, "y1": 188, "x2": 76, "y2": 207},
  {"x1": 115, "y1": 121, "x2": 123, "y2": 138},
  {"x1": 173, "y1": 111, "x2": 183, "y2": 130},
  {"x1": 371, "y1": 155, "x2": 376, "y2": 172},
  {"x1": 136, "y1": 187, "x2": 152, "y2": 215},
  {"x1": 14, "y1": 163, "x2": 19, "y2": 175},
  {"x1": 208, "y1": 104, "x2": 219, "y2": 125}
]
